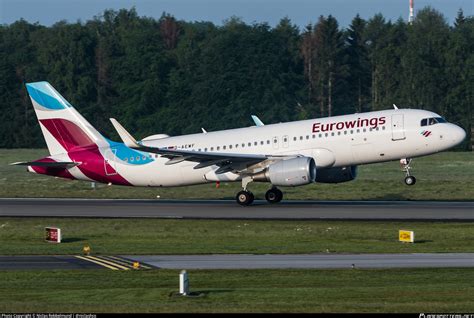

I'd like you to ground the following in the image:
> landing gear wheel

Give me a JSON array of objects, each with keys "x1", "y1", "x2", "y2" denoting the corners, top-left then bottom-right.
[
  {"x1": 265, "y1": 188, "x2": 283, "y2": 203},
  {"x1": 236, "y1": 191, "x2": 254, "y2": 206},
  {"x1": 400, "y1": 158, "x2": 416, "y2": 186},
  {"x1": 404, "y1": 176, "x2": 416, "y2": 186}
]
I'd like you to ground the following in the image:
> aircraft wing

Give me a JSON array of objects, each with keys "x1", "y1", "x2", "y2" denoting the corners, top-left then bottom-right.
[{"x1": 110, "y1": 118, "x2": 288, "y2": 174}]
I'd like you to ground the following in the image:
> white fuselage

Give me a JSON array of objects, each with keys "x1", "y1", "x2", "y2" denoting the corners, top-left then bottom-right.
[{"x1": 105, "y1": 108, "x2": 465, "y2": 187}]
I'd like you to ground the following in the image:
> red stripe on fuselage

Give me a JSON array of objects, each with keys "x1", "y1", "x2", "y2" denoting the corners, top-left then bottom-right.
[{"x1": 38, "y1": 118, "x2": 131, "y2": 186}]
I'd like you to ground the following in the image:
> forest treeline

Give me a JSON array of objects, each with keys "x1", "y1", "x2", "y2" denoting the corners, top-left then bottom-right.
[{"x1": 0, "y1": 7, "x2": 472, "y2": 149}]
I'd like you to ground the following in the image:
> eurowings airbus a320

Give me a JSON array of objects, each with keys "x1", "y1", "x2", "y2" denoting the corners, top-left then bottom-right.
[{"x1": 12, "y1": 82, "x2": 466, "y2": 205}]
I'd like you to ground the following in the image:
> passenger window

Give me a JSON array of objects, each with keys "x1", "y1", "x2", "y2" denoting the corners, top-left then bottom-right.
[
  {"x1": 217, "y1": 146, "x2": 220, "y2": 151},
  {"x1": 267, "y1": 140, "x2": 270, "y2": 144},
  {"x1": 229, "y1": 145, "x2": 232, "y2": 149},
  {"x1": 223, "y1": 146, "x2": 226, "y2": 150},
  {"x1": 293, "y1": 137, "x2": 297, "y2": 141},
  {"x1": 254, "y1": 142, "x2": 258, "y2": 146},
  {"x1": 248, "y1": 142, "x2": 251, "y2": 147},
  {"x1": 260, "y1": 141, "x2": 264, "y2": 145}
]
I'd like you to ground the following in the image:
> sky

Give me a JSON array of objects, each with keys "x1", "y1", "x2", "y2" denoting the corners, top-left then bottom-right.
[{"x1": 1, "y1": 0, "x2": 472, "y2": 29}]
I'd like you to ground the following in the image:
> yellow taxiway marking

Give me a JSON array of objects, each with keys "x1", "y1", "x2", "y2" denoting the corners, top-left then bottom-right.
[
  {"x1": 86, "y1": 256, "x2": 130, "y2": 270},
  {"x1": 105, "y1": 256, "x2": 152, "y2": 269},
  {"x1": 75, "y1": 255, "x2": 120, "y2": 270}
]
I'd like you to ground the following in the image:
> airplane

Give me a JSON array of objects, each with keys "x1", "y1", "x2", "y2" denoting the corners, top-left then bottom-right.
[{"x1": 12, "y1": 81, "x2": 466, "y2": 206}]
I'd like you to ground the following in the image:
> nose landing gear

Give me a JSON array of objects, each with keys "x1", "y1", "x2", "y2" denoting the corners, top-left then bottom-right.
[{"x1": 400, "y1": 158, "x2": 416, "y2": 186}]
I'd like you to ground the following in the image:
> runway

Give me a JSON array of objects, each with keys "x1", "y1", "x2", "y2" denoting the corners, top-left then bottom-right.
[
  {"x1": 1, "y1": 253, "x2": 473, "y2": 270},
  {"x1": 0, "y1": 198, "x2": 473, "y2": 220},
  {"x1": 127, "y1": 253, "x2": 474, "y2": 269}
]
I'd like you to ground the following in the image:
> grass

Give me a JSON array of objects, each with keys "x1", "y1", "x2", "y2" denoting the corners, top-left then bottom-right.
[
  {"x1": 0, "y1": 218, "x2": 473, "y2": 255},
  {"x1": 0, "y1": 149, "x2": 473, "y2": 200},
  {"x1": 0, "y1": 268, "x2": 473, "y2": 312}
]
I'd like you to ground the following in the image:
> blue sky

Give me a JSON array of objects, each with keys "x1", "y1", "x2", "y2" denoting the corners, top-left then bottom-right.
[{"x1": 1, "y1": 0, "x2": 472, "y2": 29}]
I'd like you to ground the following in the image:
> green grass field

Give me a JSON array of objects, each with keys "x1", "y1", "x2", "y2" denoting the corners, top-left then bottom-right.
[
  {"x1": 0, "y1": 218, "x2": 473, "y2": 255},
  {"x1": 1, "y1": 149, "x2": 473, "y2": 313},
  {"x1": 0, "y1": 149, "x2": 473, "y2": 200},
  {"x1": 1, "y1": 268, "x2": 473, "y2": 312}
]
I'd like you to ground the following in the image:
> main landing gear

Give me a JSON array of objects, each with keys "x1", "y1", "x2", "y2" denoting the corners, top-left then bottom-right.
[
  {"x1": 265, "y1": 187, "x2": 283, "y2": 203},
  {"x1": 400, "y1": 158, "x2": 416, "y2": 186},
  {"x1": 235, "y1": 177, "x2": 284, "y2": 206}
]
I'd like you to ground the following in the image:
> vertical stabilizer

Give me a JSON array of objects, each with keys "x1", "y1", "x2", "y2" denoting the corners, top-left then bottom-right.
[{"x1": 26, "y1": 82, "x2": 108, "y2": 155}]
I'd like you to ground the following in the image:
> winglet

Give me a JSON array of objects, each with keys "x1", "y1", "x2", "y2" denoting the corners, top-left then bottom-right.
[
  {"x1": 201, "y1": 128, "x2": 207, "y2": 133},
  {"x1": 109, "y1": 118, "x2": 140, "y2": 148},
  {"x1": 251, "y1": 115, "x2": 265, "y2": 126},
  {"x1": 393, "y1": 104, "x2": 399, "y2": 110}
]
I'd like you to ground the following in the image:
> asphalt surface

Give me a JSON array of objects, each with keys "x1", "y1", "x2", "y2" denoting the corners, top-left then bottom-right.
[
  {"x1": 0, "y1": 255, "x2": 102, "y2": 270},
  {"x1": 2, "y1": 254, "x2": 472, "y2": 270},
  {"x1": 127, "y1": 253, "x2": 474, "y2": 269},
  {"x1": 0, "y1": 198, "x2": 473, "y2": 220}
]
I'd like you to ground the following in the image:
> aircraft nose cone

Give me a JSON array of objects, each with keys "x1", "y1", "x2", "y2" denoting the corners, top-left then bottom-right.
[{"x1": 451, "y1": 125, "x2": 466, "y2": 146}]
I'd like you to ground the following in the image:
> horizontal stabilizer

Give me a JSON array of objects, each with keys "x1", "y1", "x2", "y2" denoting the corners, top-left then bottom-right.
[{"x1": 10, "y1": 161, "x2": 78, "y2": 168}]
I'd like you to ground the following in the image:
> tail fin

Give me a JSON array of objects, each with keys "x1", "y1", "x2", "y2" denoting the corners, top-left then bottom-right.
[{"x1": 26, "y1": 82, "x2": 108, "y2": 155}]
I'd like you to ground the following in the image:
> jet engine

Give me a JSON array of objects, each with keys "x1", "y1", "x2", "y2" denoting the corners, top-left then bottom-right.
[
  {"x1": 315, "y1": 166, "x2": 357, "y2": 183},
  {"x1": 253, "y1": 157, "x2": 316, "y2": 186}
]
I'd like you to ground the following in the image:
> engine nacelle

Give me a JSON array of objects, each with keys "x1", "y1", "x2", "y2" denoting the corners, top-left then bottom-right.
[
  {"x1": 253, "y1": 157, "x2": 316, "y2": 187},
  {"x1": 316, "y1": 166, "x2": 357, "y2": 183}
]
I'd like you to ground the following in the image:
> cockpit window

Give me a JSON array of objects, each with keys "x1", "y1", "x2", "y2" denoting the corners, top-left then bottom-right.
[{"x1": 421, "y1": 117, "x2": 447, "y2": 126}]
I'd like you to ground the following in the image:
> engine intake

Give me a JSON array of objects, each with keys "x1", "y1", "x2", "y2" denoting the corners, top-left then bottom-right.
[{"x1": 253, "y1": 157, "x2": 316, "y2": 187}]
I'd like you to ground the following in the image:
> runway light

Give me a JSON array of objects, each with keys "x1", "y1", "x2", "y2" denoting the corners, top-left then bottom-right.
[
  {"x1": 133, "y1": 262, "x2": 140, "y2": 269},
  {"x1": 83, "y1": 245, "x2": 91, "y2": 255}
]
